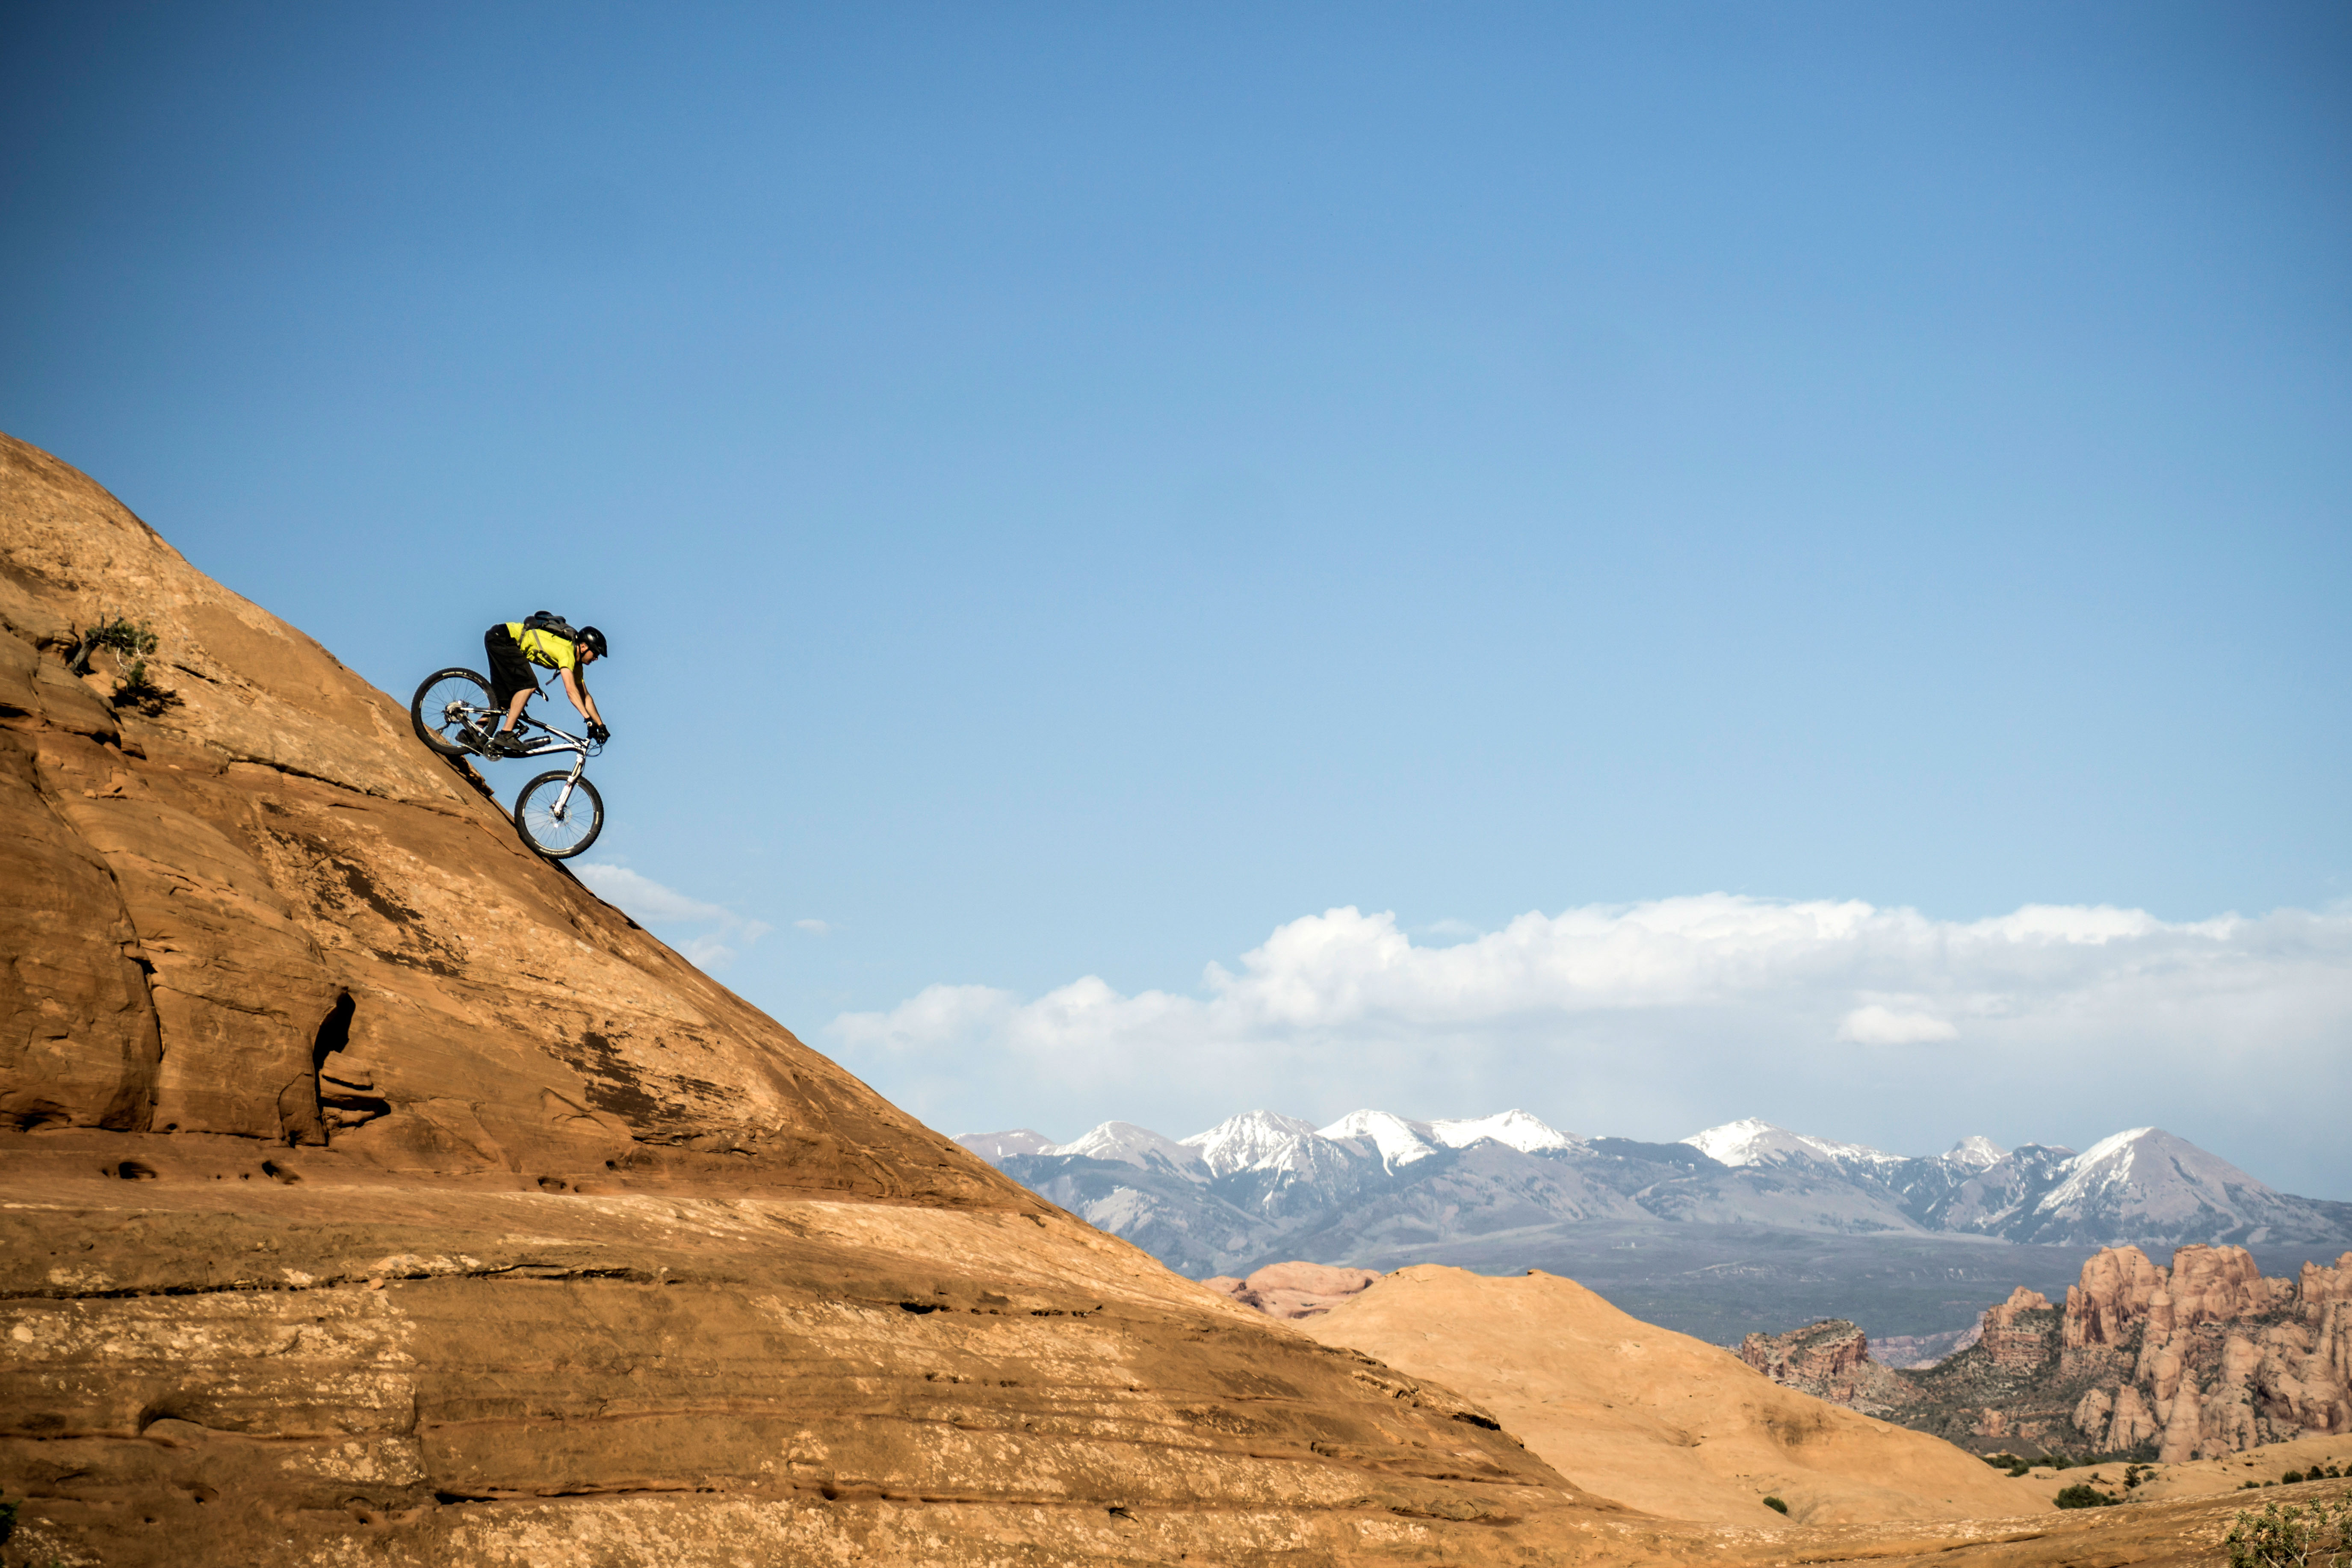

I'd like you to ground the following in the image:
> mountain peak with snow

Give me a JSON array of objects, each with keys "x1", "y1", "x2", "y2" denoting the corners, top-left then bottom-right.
[
  {"x1": 2030, "y1": 1126, "x2": 2278, "y2": 1231},
  {"x1": 1681, "y1": 1118, "x2": 1903, "y2": 1170},
  {"x1": 1045, "y1": 1120, "x2": 1208, "y2": 1179},
  {"x1": 954, "y1": 1128, "x2": 1055, "y2": 1162},
  {"x1": 1318, "y1": 1109, "x2": 1440, "y2": 1166},
  {"x1": 1181, "y1": 1110, "x2": 1321, "y2": 1178},
  {"x1": 1428, "y1": 1109, "x2": 1582, "y2": 1155},
  {"x1": 1315, "y1": 1107, "x2": 1581, "y2": 1169},
  {"x1": 1944, "y1": 1135, "x2": 2008, "y2": 1171}
]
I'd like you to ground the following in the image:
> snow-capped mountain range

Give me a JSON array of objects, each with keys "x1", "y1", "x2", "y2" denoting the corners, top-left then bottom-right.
[
  {"x1": 1029, "y1": 1107, "x2": 1586, "y2": 1180},
  {"x1": 1681, "y1": 1116, "x2": 1912, "y2": 1173},
  {"x1": 958, "y1": 1111, "x2": 2351, "y2": 1281}
]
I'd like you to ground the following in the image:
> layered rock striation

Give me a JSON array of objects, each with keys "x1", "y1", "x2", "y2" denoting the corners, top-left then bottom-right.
[
  {"x1": 2059, "y1": 1245, "x2": 2351, "y2": 1461},
  {"x1": 0, "y1": 432, "x2": 1657, "y2": 1566},
  {"x1": 1736, "y1": 1319, "x2": 1921, "y2": 1418},
  {"x1": 11, "y1": 430, "x2": 2328, "y2": 1568}
]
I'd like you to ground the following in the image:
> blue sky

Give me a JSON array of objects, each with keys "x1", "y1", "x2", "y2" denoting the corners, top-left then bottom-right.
[{"x1": 6, "y1": 3, "x2": 2349, "y2": 1190}]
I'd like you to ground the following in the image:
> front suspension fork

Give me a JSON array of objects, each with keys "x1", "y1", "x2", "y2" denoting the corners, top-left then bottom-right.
[{"x1": 551, "y1": 755, "x2": 587, "y2": 815}]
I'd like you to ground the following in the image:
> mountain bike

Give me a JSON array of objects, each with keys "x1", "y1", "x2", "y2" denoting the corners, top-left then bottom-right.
[{"x1": 409, "y1": 667, "x2": 606, "y2": 859}]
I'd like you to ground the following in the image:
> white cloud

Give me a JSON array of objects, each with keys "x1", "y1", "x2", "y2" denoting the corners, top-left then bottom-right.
[
  {"x1": 826, "y1": 895, "x2": 2352, "y2": 1192},
  {"x1": 575, "y1": 862, "x2": 768, "y2": 973},
  {"x1": 1836, "y1": 1004, "x2": 1959, "y2": 1045},
  {"x1": 795, "y1": 919, "x2": 832, "y2": 936},
  {"x1": 574, "y1": 863, "x2": 730, "y2": 924},
  {"x1": 836, "y1": 896, "x2": 2302, "y2": 1055}
]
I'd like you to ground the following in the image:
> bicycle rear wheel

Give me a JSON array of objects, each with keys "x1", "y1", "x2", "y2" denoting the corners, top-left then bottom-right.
[
  {"x1": 515, "y1": 771, "x2": 604, "y2": 859},
  {"x1": 411, "y1": 668, "x2": 496, "y2": 756}
]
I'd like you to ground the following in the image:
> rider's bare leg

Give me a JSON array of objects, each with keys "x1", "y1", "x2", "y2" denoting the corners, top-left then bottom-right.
[{"x1": 497, "y1": 687, "x2": 532, "y2": 733}]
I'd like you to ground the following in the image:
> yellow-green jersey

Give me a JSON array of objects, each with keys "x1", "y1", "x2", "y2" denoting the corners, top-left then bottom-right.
[{"x1": 506, "y1": 623, "x2": 579, "y2": 672}]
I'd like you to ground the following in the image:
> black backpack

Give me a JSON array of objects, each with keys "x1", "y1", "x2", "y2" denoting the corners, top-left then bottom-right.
[{"x1": 522, "y1": 610, "x2": 578, "y2": 641}]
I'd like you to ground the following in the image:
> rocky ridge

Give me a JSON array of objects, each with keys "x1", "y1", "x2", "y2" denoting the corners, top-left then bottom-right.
[
  {"x1": 1740, "y1": 1244, "x2": 2352, "y2": 1465},
  {"x1": 1736, "y1": 1319, "x2": 1921, "y2": 1417},
  {"x1": 3, "y1": 430, "x2": 2334, "y2": 1568},
  {"x1": 0, "y1": 431, "x2": 1667, "y2": 1567}
]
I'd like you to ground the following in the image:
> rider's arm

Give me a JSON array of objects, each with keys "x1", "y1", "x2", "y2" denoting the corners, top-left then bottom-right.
[{"x1": 561, "y1": 666, "x2": 603, "y2": 726}]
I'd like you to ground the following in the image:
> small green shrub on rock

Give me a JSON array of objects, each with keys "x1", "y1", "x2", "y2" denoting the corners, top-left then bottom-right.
[
  {"x1": 2224, "y1": 1498, "x2": 2352, "y2": 1568},
  {"x1": 2054, "y1": 1483, "x2": 2119, "y2": 1509},
  {"x1": 66, "y1": 613, "x2": 180, "y2": 715},
  {"x1": 1761, "y1": 1496, "x2": 1789, "y2": 1515}
]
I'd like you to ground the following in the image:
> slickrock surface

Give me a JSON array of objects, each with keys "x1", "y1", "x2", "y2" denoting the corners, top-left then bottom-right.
[
  {"x1": 1743, "y1": 1244, "x2": 2352, "y2": 1463},
  {"x1": 2009, "y1": 1433, "x2": 2349, "y2": 1504},
  {"x1": 0, "y1": 430, "x2": 2315, "y2": 1566},
  {"x1": 1291, "y1": 1264, "x2": 2047, "y2": 1524},
  {"x1": 0, "y1": 431, "x2": 1661, "y2": 1565},
  {"x1": 1203, "y1": 1262, "x2": 1383, "y2": 1320}
]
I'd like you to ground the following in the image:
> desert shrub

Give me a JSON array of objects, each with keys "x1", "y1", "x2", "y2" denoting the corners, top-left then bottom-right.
[
  {"x1": 67, "y1": 615, "x2": 180, "y2": 716},
  {"x1": 1761, "y1": 1496, "x2": 1789, "y2": 1515},
  {"x1": 2224, "y1": 1498, "x2": 2352, "y2": 1568},
  {"x1": 112, "y1": 664, "x2": 181, "y2": 715},
  {"x1": 68, "y1": 615, "x2": 154, "y2": 674},
  {"x1": 2289, "y1": 1473, "x2": 2308, "y2": 1485},
  {"x1": 2055, "y1": 1484, "x2": 2119, "y2": 1509},
  {"x1": 0, "y1": 1494, "x2": 14, "y2": 1544}
]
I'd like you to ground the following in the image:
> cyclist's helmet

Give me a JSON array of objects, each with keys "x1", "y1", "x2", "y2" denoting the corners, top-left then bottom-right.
[{"x1": 577, "y1": 625, "x2": 609, "y2": 658}]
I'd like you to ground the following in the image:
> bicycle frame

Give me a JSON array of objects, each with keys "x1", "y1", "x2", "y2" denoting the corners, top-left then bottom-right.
[
  {"x1": 444, "y1": 698, "x2": 604, "y2": 806},
  {"x1": 513, "y1": 713, "x2": 596, "y2": 812},
  {"x1": 415, "y1": 668, "x2": 610, "y2": 858}
]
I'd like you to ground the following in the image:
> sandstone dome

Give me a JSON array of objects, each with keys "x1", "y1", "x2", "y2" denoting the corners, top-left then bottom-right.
[
  {"x1": 0, "y1": 431, "x2": 2302, "y2": 1568},
  {"x1": 0, "y1": 432, "x2": 1636, "y2": 1566}
]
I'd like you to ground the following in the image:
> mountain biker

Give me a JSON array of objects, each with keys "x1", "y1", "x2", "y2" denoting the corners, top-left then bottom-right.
[{"x1": 483, "y1": 617, "x2": 609, "y2": 756}]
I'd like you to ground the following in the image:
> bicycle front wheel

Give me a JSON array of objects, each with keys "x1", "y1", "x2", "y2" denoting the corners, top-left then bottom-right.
[
  {"x1": 515, "y1": 771, "x2": 604, "y2": 859},
  {"x1": 411, "y1": 668, "x2": 495, "y2": 756}
]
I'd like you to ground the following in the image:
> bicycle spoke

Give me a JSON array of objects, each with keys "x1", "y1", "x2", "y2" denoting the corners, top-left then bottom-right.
[
  {"x1": 515, "y1": 771, "x2": 603, "y2": 857},
  {"x1": 410, "y1": 669, "x2": 497, "y2": 757}
]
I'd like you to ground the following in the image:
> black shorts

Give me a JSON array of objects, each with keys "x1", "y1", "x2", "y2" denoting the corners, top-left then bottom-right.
[{"x1": 484, "y1": 625, "x2": 539, "y2": 708}]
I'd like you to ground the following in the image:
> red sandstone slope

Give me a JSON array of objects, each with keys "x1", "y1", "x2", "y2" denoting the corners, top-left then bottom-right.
[
  {"x1": 0, "y1": 432, "x2": 1692, "y2": 1567},
  {"x1": 1, "y1": 431, "x2": 2311, "y2": 1568},
  {"x1": 0, "y1": 430, "x2": 998, "y2": 1194}
]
